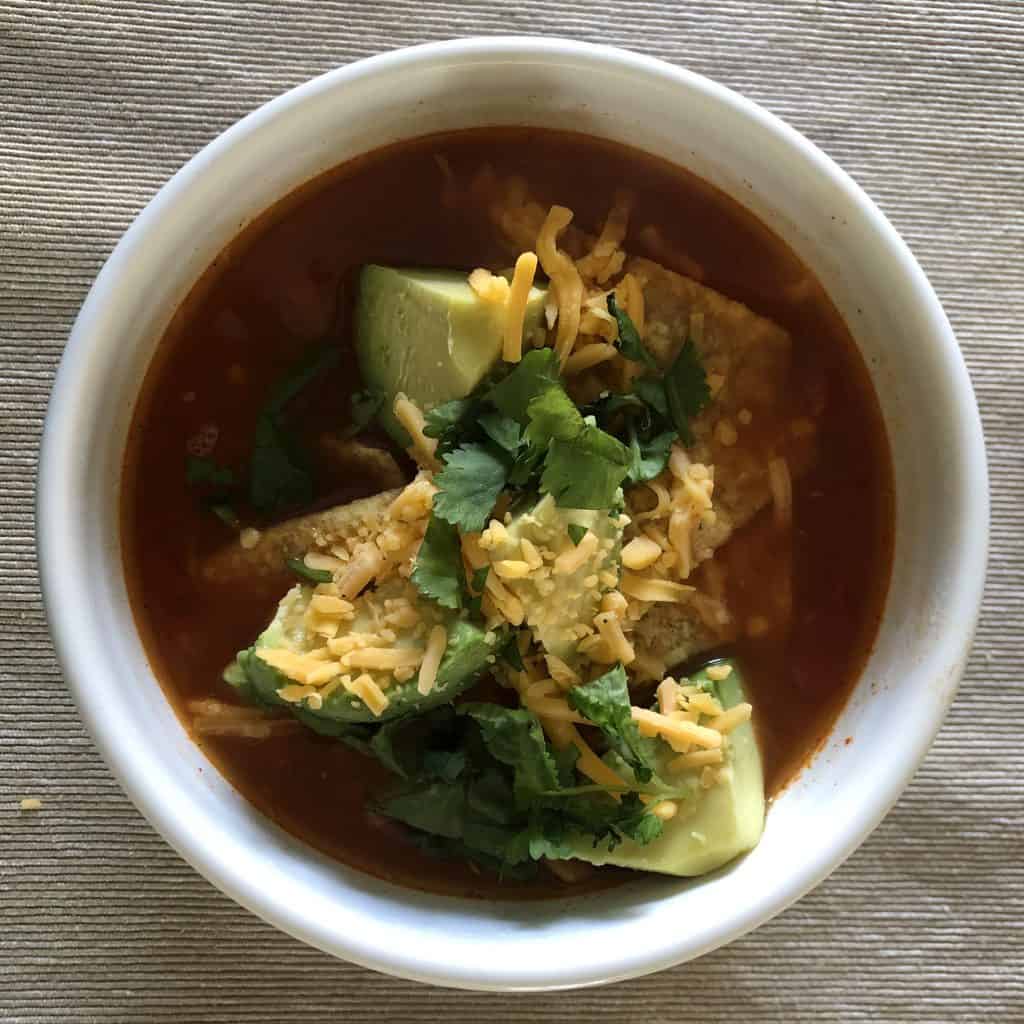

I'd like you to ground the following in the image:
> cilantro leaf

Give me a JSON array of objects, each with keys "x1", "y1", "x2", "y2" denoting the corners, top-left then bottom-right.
[
  {"x1": 541, "y1": 425, "x2": 629, "y2": 509},
  {"x1": 209, "y1": 502, "x2": 241, "y2": 529},
  {"x1": 486, "y1": 348, "x2": 560, "y2": 423},
  {"x1": 478, "y1": 411, "x2": 523, "y2": 454},
  {"x1": 524, "y1": 386, "x2": 583, "y2": 447},
  {"x1": 461, "y1": 704, "x2": 560, "y2": 799},
  {"x1": 608, "y1": 294, "x2": 656, "y2": 368},
  {"x1": 507, "y1": 442, "x2": 546, "y2": 488},
  {"x1": 247, "y1": 343, "x2": 340, "y2": 517},
  {"x1": 567, "y1": 523, "x2": 588, "y2": 546},
  {"x1": 411, "y1": 514, "x2": 465, "y2": 609},
  {"x1": 186, "y1": 455, "x2": 235, "y2": 489},
  {"x1": 264, "y1": 343, "x2": 340, "y2": 417},
  {"x1": 583, "y1": 391, "x2": 655, "y2": 434},
  {"x1": 466, "y1": 565, "x2": 489, "y2": 617},
  {"x1": 608, "y1": 793, "x2": 665, "y2": 845},
  {"x1": 343, "y1": 388, "x2": 385, "y2": 438},
  {"x1": 368, "y1": 707, "x2": 462, "y2": 779},
  {"x1": 626, "y1": 426, "x2": 676, "y2": 484},
  {"x1": 424, "y1": 399, "x2": 475, "y2": 438},
  {"x1": 567, "y1": 663, "x2": 661, "y2": 784},
  {"x1": 185, "y1": 457, "x2": 241, "y2": 529},
  {"x1": 423, "y1": 748, "x2": 468, "y2": 784},
  {"x1": 248, "y1": 412, "x2": 314, "y2": 515},
  {"x1": 664, "y1": 339, "x2": 711, "y2": 445},
  {"x1": 432, "y1": 443, "x2": 508, "y2": 532},
  {"x1": 499, "y1": 631, "x2": 527, "y2": 672},
  {"x1": 373, "y1": 698, "x2": 666, "y2": 876},
  {"x1": 634, "y1": 375, "x2": 670, "y2": 420},
  {"x1": 380, "y1": 780, "x2": 467, "y2": 840},
  {"x1": 286, "y1": 557, "x2": 333, "y2": 584}
]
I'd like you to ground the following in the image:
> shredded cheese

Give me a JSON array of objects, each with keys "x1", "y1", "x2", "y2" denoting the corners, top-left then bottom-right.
[
  {"x1": 417, "y1": 625, "x2": 448, "y2": 696},
  {"x1": 393, "y1": 393, "x2": 440, "y2": 471},
  {"x1": 576, "y1": 189, "x2": 633, "y2": 284},
  {"x1": 503, "y1": 251, "x2": 538, "y2": 363},
  {"x1": 619, "y1": 574, "x2": 695, "y2": 603},
  {"x1": 631, "y1": 707, "x2": 723, "y2": 749},
  {"x1": 621, "y1": 536, "x2": 662, "y2": 571},
  {"x1": 337, "y1": 542, "x2": 385, "y2": 600},
  {"x1": 657, "y1": 677, "x2": 678, "y2": 715},
  {"x1": 669, "y1": 748, "x2": 724, "y2": 772},
  {"x1": 708, "y1": 702, "x2": 753, "y2": 734},
  {"x1": 345, "y1": 673, "x2": 389, "y2": 717},
  {"x1": 468, "y1": 267, "x2": 511, "y2": 304},
  {"x1": 536, "y1": 205, "x2": 583, "y2": 365},
  {"x1": 594, "y1": 611, "x2": 636, "y2": 665},
  {"x1": 341, "y1": 647, "x2": 425, "y2": 671},
  {"x1": 553, "y1": 530, "x2": 598, "y2": 575},
  {"x1": 563, "y1": 342, "x2": 617, "y2": 375}
]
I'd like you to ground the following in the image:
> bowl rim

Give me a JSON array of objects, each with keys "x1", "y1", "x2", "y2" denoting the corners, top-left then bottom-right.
[{"x1": 37, "y1": 35, "x2": 989, "y2": 990}]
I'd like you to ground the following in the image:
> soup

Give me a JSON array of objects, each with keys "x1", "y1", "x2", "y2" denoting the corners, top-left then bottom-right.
[{"x1": 122, "y1": 128, "x2": 893, "y2": 898}]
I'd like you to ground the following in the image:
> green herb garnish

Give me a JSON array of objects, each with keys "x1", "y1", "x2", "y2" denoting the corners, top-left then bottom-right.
[
  {"x1": 286, "y1": 557, "x2": 333, "y2": 584},
  {"x1": 248, "y1": 343, "x2": 340, "y2": 517},
  {"x1": 432, "y1": 443, "x2": 509, "y2": 533},
  {"x1": 209, "y1": 502, "x2": 241, "y2": 529},
  {"x1": 343, "y1": 388, "x2": 386, "y2": 438},
  {"x1": 540, "y1": 425, "x2": 630, "y2": 509},
  {"x1": 466, "y1": 565, "x2": 490, "y2": 617},
  {"x1": 663, "y1": 339, "x2": 711, "y2": 445},
  {"x1": 249, "y1": 413, "x2": 314, "y2": 515},
  {"x1": 486, "y1": 348, "x2": 561, "y2": 423},
  {"x1": 185, "y1": 457, "x2": 240, "y2": 529},
  {"x1": 185, "y1": 455, "x2": 236, "y2": 489},
  {"x1": 608, "y1": 294, "x2": 656, "y2": 368},
  {"x1": 411, "y1": 514, "x2": 466, "y2": 610},
  {"x1": 567, "y1": 663, "x2": 662, "y2": 784},
  {"x1": 567, "y1": 523, "x2": 587, "y2": 546},
  {"x1": 499, "y1": 632, "x2": 527, "y2": 672},
  {"x1": 373, "y1": 702, "x2": 666, "y2": 876}
]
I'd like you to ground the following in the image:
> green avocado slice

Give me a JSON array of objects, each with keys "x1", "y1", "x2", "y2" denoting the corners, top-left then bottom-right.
[
  {"x1": 483, "y1": 494, "x2": 624, "y2": 661},
  {"x1": 566, "y1": 662, "x2": 765, "y2": 876},
  {"x1": 225, "y1": 579, "x2": 494, "y2": 725},
  {"x1": 354, "y1": 265, "x2": 548, "y2": 444}
]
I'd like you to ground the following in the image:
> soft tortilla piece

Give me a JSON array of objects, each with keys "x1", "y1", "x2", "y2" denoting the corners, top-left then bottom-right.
[
  {"x1": 202, "y1": 489, "x2": 400, "y2": 585},
  {"x1": 633, "y1": 255, "x2": 815, "y2": 550},
  {"x1": 478, "y1": 175, "x2": 815, "y2": 673},
  {"x1": 624, "y1": 258, "x2": 813, "y2": 672},
  {"x1": 630, "y1": 599, "x2": 728, "y2": 678},
  {"x1": 480, "y1": 174, "x2": 813, "y2": 543},
  {"x1": 318, "y1": 435, "x2": 406, "y2": 491}
]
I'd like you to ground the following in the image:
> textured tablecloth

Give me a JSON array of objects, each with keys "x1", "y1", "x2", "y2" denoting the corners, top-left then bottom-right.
[{"x1": 2, "y1": 2, "x2": 1022, "y2": 1020}]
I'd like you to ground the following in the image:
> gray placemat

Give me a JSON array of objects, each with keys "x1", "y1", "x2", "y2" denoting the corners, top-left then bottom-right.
[{"x1": 2, "y1": 2, "x2": 1022, "y2": 1021}]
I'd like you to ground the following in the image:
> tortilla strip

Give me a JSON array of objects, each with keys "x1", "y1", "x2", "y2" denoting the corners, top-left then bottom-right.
[
  {"x1": 202, "y1": 489, "x2": 400, "y2": 585},
  {"x1": 482, "y1": 174, "x2": 816, "y2": 671}
]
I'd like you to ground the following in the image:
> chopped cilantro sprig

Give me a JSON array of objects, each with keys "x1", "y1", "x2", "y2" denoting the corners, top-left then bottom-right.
[
  {"x1": 589, "y1": 302, "x2": 711, "y2": 480},
  {"x1": 372, "y1": 700, "x2": 667, "y2": 877},
  {"x1": 421, "y1": 349, "x2": 631, "y2": 547}
]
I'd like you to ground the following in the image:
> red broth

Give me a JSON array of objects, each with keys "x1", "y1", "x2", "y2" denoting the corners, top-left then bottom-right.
[{"x1": 122, "y1": 128, "x2": 894, "y2": 898}]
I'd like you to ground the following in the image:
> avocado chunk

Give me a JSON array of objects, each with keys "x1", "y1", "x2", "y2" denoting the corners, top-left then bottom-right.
[
  {"x1": 481, "y1": 494, "x2": 623, "y2": 662},
  {"x1": 566, "y1": 663, "x2": 765, "y2": 876},
  {"x1": 225, "y1": 578, "x2": 494, "y2": 725},
  {"x1": 354, "y1": 265, "x2": 548, "y2": 443}
]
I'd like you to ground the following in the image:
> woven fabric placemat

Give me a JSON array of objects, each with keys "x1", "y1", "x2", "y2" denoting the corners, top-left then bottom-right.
[{"x1": 2, "y1": 2, "x2": 1021, "y2": 1020}]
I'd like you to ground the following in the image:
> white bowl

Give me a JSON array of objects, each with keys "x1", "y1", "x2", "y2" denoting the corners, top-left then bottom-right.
[{"x1": 38, "y1": 37, "x2": 988, "y2": 990}]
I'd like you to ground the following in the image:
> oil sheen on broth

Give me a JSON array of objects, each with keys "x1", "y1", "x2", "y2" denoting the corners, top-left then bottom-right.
[{"x1": 122, "y1": 128, "x2": 894, "y2": 898}]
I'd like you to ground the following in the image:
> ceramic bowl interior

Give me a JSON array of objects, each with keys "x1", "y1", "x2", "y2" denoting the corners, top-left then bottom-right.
[{"x1": 38, "y1": 38, "x2": 987, "y2": 991}]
